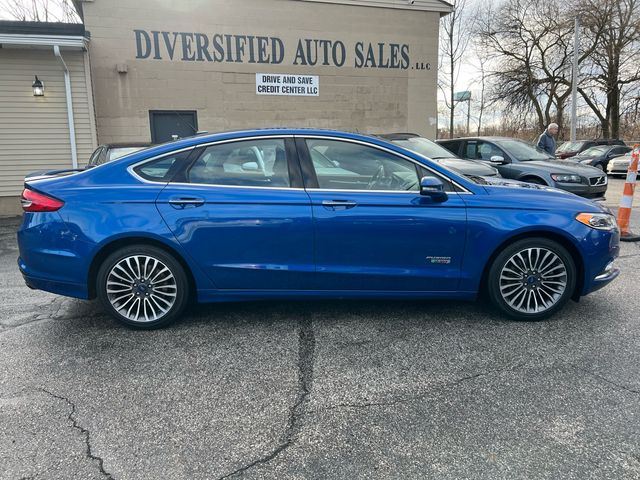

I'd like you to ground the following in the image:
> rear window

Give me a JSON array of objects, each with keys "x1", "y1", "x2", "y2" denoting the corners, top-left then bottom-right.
[{"x1": 108, "y1": 146, "x2": 147, "y2": 161}]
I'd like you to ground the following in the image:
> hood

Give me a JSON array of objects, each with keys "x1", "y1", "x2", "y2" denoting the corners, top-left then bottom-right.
[
  {"x1": 435, "y1": 157, "x2": 498, "y2": 176},
  {"x1": 481, "y1": 178, "x2": 610, "y2": 213},
  {"x1": 523, "y1": 159, "x2": 604, "y2": 176},
  {"x1": 480, "y1": 176, "x2": 567, "y2": 193},
  {"x1": 565, "y1": 155, "x2": 598, "y2": 163}
]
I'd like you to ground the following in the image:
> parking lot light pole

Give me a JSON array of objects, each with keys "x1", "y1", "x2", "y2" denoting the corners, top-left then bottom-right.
[{"x1": 570, "y1": 16, "x2": 580, "y2": 143}]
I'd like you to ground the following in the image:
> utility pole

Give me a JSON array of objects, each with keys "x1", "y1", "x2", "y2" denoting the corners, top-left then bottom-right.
[
  {"x1": 570, "y1": 16, "x2": 580, "y2": 142},
  {"x1": 467, "y1": 98, "x2": 471, "y2": 135}
]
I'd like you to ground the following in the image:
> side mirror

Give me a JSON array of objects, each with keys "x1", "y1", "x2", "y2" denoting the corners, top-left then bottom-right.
[
  {"x1": 420, "y1": 176, "x2": 448, "y2": 203},
  {"x1": 490, "y1": 155, "x2": 509, "y2": 164}
]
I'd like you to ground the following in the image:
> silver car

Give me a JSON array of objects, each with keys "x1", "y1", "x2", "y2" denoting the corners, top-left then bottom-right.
[{"x1": 607, "y1": 152, "x2": 635, "y2": 176}]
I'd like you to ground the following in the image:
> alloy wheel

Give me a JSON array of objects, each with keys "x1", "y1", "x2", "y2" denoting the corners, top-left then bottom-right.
[
  {"x1": 498, "y1": 247, "x2": 568, "y2": 314},
  {"x1": 106, "y1": 255, "x2": 178, "y2": 322}
]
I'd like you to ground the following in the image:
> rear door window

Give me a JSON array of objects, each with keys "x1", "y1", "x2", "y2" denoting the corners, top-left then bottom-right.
[
  {"x1": 187, "y1": 138, "x2": 290, "y2": 188},
  {"x1": 465, "y1": 141, "x2": 504, "y2": 161},
  {"x1": 438, "y1": 140, "x2": 461, "y2": 156}
]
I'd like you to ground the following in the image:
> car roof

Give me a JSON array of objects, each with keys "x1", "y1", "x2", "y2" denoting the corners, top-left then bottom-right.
[
  {"x1": 135, "y1": 128, "x2": 390, "y2": 155},
  {"x1": 376, "y1": 133, "x2": 421, "y2": 140},
  {"x1": 102, "y1": 142, "x2": 153, "y2": 148},
  {"x1": 437, "y1": 136, "x2": 519, "y2": 142}
]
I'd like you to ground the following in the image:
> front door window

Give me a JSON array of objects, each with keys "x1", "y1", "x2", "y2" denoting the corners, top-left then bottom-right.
[{"x1": 305, "y1": 139, "x2": 420, "y2": 191}]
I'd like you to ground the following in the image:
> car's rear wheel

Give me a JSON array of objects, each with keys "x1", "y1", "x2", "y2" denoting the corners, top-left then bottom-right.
[
  {"x1": 487, "y1": 238, "x2": 576, "y2": 321},
  {"x1": 97, "y1": 245, "x2": 189, "y2": 329}
]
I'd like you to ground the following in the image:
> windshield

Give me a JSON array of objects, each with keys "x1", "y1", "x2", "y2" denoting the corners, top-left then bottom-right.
[
  {"x1": 556, "y1": 141, "x2": 585, "y2": 153},
  {"x1": 577, "y1": 146, "x2": 608, "y2": 157},
  {"x1": 108, "y1": 146, "x2": 147, "y2": 161},
  {"x1": 495, "y1": 139, "x2": 554, "y2": 161},
  {"x1": 391, "y1": 137, "x2": 457, "y2": 159}
]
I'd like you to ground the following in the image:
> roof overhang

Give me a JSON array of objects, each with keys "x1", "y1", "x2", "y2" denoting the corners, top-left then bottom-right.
[
  {"x1": 295, "y1": 0, "x2": 453, "y2": 14},
  {"x1": 0, "y1": 33, "x2": 88, "y2": 49}
]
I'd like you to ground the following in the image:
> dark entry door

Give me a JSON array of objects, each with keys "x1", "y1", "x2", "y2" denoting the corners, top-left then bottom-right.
[{"x1": 149, "y1": 110, "x2": 198, "y2": 143}]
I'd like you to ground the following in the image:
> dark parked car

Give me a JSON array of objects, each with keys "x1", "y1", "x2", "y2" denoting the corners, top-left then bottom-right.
[
  {"x1": 556, "y1": 139, "x2": 626, "y2": 159},
  {"x1": 25, "y1": 143, "x2": 152, "y2": 181},
  {"x1": 87, "y1": 143, "x2": 152, "y2": 167},
  {"x1": 437, "y1": 137, "x2": 608, "y2": 198},
  {"x1": 377, "y1": 133, "x2": 500, "y2": 178},
  {"x1": 567, "y1": 145, "x2": 631, "y2": 171}
]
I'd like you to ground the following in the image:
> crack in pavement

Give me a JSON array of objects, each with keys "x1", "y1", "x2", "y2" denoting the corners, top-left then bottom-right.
[
  {"x1": 40, "y1": 388, "x2": 114, "y2": 479},
  {"x1": 307, "y1": 361, "x2": 528, "y2": 415},
  {"x1": 572, "y1": 365, "x2": 640, "y2": 395},
  {"x1": 217, "y1": 317, "x2": 315, "y2": 479},
  {"x1": 0, "y1": 300, "x2": 109, "y2": 334}
]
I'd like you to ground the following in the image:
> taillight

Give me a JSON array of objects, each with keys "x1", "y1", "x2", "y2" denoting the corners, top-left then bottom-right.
[{"x1": 21, "y1": 188, "x2": 64, "y2": 212}]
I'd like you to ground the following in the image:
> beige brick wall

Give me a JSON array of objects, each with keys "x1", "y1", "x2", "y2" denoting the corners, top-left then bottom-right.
[{"x1": 81, "y1": 0, "x2": 440, "y2": 144}]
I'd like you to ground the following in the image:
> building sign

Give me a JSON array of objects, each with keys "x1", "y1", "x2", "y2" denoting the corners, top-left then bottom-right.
[
  {"x1": 133, "y1": 30, "x2": 430, "y2": 71},
  {"x1": 256, "y1": 74, "x2": 319, "y2": 96}
]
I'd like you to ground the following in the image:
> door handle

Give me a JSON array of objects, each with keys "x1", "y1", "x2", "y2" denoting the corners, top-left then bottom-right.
[
  {"x1": 168, "y1": 197, "x2": 205, "y2": 208},
  {"x1": 322, "y1": 200, "x2": 357, "y2": 210}
]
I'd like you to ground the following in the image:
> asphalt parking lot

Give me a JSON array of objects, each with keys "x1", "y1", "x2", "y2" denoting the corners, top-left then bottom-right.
[{"x1": 1, "y1": 178, "x2": 639, "y2": 480}]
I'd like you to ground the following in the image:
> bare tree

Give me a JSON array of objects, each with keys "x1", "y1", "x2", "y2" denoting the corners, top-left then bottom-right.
[
  {"x1": 439, "y1": 0, "x2": 472, "y2": 138},
  {"x1": 477, "y1": 0, "x2": 599, "y2": 138},
  {"x1": 0, "y1": 0, "x2": 80, "y2": 22},
  {"x1": 573, "y1": 0, "x2": 640, "y2": 138}
]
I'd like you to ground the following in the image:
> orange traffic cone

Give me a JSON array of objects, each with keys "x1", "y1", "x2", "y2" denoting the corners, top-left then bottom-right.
[{"x1": 617, "y1": 144, "x2": 640, "y2": 242}]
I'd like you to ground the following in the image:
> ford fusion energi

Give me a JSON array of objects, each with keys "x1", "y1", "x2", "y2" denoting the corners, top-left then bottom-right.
[{"x1": 18, "y1": 129, "x2": 620, "y2": 328}]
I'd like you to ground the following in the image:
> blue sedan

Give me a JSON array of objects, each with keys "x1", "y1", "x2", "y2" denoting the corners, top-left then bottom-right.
[{"x1": 17, "y1": 129, "x2": 620, "y2": 328}]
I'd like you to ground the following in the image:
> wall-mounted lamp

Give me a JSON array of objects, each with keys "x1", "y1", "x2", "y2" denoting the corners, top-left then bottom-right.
[{"x1": 32, "y1": 76, "x2": 44, "y2": 96}]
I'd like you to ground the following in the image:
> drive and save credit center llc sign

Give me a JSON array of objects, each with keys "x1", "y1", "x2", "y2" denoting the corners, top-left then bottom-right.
[{"x1": 256, "y1": 73, "x2": 319, "y2": 96}]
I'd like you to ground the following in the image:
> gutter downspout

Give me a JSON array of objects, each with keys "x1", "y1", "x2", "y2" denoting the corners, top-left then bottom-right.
[{"x1": 54, "y1": 45, "x2": 78, "y2": 169}]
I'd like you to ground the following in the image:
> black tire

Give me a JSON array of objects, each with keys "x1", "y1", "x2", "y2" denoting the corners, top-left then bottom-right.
[
  {"x1": 522, "y1": 177, "x2": 547, "y2": 186},
  {"x1": 97, "y1": 245, "x2": 189, "y2": 329},
  {"x1": 487, "y1": 238, "x2": 576, "y2": 321}
]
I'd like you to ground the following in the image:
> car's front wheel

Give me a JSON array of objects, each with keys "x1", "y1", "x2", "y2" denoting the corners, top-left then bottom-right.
[
  {"x1": 97, "y1": 245, "x2": 189, "y2": 329},
  {"x1": 487, "y1": 238, "x2": 576, "y2": 321}
]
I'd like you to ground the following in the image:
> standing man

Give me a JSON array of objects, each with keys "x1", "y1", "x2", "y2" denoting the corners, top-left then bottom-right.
[{"x1": 537, "y1": 123, "x2": 559, "y2": 156}]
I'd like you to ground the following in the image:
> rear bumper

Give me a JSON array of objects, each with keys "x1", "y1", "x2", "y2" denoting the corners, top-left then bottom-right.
[
  {"x1": 19, "y1": 261, "x2": 89, "y2": 299},
  {"x1": 17, "y1": 212, "x2": 94, "y2": 300}
]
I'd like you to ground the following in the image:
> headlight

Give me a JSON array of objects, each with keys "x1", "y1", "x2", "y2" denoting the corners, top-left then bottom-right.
[
  {"x1": 551, "y1": 174, "x2": 582, "y2": 183},
  {"x1": 576, "y1": 213, "x2": 618, "y2": 230},
  {"x1": 579, "y1": 159, "x2": 592, "y2": 164}
]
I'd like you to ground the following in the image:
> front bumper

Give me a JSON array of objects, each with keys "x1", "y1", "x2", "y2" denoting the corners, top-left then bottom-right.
[
  {"x1": 586, "y1": 260, "x2": 620, "y2": 294},
  {"x1": 581, "y1": 228, "x2": 620, "y2": 296},
  {"x1": 553, "y1": 181, "x2": 607, "y2": 199}
]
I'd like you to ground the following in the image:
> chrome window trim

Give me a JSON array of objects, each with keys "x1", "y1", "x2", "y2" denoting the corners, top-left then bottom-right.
[
  {"x1": 128, "y1": 133, "x2": 473, "y2": 194},
  {"x1": 160, "y1": 182, "x2": 306, "y2": 192},
  {"x1": 299, "y1": 135, "x2": 473, "y2": 194}
]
